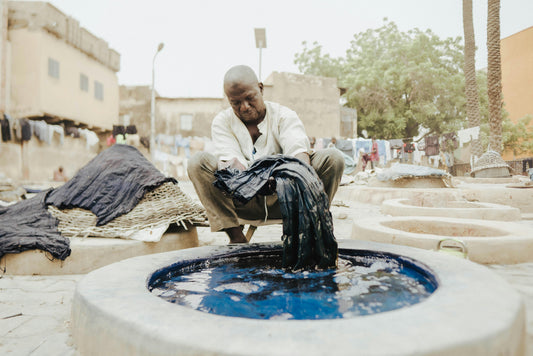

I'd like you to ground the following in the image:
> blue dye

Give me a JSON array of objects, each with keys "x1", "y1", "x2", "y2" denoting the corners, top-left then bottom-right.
[{"x1": 149, "y1": 249, "x2": 438, "y2": 320}]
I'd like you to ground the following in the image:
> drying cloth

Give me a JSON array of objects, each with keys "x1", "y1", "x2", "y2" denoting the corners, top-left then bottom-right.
[
  {"x1": 213, "y1": 155, "x2": 338, "y2": 270},
  {"x1": 0, "y1": 191, "x2": 71, "y2": 261},
  {"x1": 45, "y1": 144, "x2": 176, "y2": 226}
]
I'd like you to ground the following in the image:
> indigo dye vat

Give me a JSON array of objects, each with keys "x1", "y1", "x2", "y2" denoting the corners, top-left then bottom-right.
[{"x1": 149, "y1": 247, "x2": 438, "y2": 320}]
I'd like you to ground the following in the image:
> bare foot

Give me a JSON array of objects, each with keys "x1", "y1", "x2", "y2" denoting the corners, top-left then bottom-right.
[{"x1": 225, "y1": 226, "x2": 248, "y2": 243}]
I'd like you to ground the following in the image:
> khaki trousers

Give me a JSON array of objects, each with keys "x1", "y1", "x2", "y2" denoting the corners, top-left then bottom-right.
[{"x1": 187, "y1": 149, "x2": 345, "y2": 232}]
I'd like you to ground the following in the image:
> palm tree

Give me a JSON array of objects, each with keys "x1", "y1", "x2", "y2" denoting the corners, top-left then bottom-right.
[
  {"x1": 487, "y1": 0, "x2": 503, "y2": 153},
  {"x1": 462, "y1": 0, "x2": 483, "y2": 158}
]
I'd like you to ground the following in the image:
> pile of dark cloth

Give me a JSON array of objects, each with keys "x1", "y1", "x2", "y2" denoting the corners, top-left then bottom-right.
[
  {"x1": 0, "y1": 144, "x2": 176, "y2": 261},
  {"x1": 214, "y1": 155, "x2": 338, "y2": 270}
]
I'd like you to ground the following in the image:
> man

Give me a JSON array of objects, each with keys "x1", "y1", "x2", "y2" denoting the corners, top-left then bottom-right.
[{"x1": 187, "y1": 65, "x2": 344, "y2": 243}]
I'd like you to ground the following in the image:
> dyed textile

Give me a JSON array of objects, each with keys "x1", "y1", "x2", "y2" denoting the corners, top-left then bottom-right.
[
  {"x1": 0, "y1": 191, "x2": 71, "y2": 261},
  {"x1": 214, "y1": 155, "x2": 338, "y2": 270},
  {"x1": 46, "y1": 144, "x2": 176, "y2": 226}
]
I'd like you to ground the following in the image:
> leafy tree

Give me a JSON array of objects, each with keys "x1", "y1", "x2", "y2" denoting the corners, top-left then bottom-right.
[{"x1": 294, "y1": 20, "x2": 466, "y2": 140}]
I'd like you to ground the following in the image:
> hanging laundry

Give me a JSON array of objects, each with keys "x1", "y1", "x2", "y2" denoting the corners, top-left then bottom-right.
[
  {"x1": 1, "y1": 114, "x2": 11, "y2": 142},
  {"x1": 425, "y1": 136, "x2": 440, "y2": 156},
  {"x1": 30, "y1": 120, "x2": 50, "y2": 144},
  {"x1": 126, "y1": 125, "x2": 137, "y2": 135},
  {"x1": 48, "y1": 125, "x2": 65, "y2": 145},
  {"x1": 20, "y1": 118, "x2": 32, "y2": 141},
  {"x1": 457, "y1": 126, "x2": 480, "y2": 147}
]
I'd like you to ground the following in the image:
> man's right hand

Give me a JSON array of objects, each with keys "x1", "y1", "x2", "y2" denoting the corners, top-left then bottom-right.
[{"x1": 218, "y1": 157, "x2": 246, "y2": 171}]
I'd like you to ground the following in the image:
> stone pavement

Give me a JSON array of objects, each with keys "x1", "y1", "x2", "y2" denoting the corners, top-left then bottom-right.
[{"x1": 1, "y1": 181, "x2": 533, "y2": 355}]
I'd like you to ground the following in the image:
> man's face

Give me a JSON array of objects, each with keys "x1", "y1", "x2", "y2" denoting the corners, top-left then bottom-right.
[{"x1": 225, "y1": 82, "x2": 266, "y2": 124}]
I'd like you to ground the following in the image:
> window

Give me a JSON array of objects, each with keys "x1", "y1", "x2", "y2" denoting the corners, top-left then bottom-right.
[
  {"x1": 48, "y1": 58, "x2": 59, "y2": 79},
  {"x1": 80, "y1": 74, "x2": 89, "y2": 92},
  {"x1": 94, "y1": 81, "x2": 103, "y2": 101},
  {"x1": 180, "y1": 114, "x2": 193, "y2": 131}
]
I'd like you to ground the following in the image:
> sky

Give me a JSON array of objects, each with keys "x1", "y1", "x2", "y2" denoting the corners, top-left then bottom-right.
[{"x1": 36, "y1": 0, "x2": 533, "y2": 98}]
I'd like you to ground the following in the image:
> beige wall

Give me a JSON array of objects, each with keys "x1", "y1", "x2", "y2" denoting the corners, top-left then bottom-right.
[
  {"x1": 501, "y1": 26, "x2": 533, "y2": 159},
  {"x1": 9, "y1": 28, "x2": 119, "y2": 130},
  {"x1": 0, "y1": 136, "x2": 99, "y2": 182},
  {"x1": 262, "y1": 72, "x2": 341, "y2": 139},
  {"x1": 156, "y1": 97, "x2": 224, "y2": 138}
]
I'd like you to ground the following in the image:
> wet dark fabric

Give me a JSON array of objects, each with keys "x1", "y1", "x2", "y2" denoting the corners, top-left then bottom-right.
[
  {"x1": 1, "y1": 116, "x2": 11, "y2": 142},
  {"x1": 0, "y1": 191, "x2": 71, "y2": 261},
  {"x1": 214, "y1": 155, "x2": 338, "y2": 270},
  {"x1": 45, "y1": 144, "x2": 176, "y2": 226}
]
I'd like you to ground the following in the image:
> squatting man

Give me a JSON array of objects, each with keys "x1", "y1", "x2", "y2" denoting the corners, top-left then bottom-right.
[{"x1": 187, "y1": 65, "x2": 344, "y2": 243}]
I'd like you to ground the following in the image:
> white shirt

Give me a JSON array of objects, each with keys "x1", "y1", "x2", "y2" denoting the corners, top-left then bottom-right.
[{"x1": 211, "y1": 101, "x2": 310, "y2": 168}]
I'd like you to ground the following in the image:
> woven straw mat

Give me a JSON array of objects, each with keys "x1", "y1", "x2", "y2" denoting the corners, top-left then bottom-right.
[{"x1": 48, "y1": 182, "x2": 207, "y2": 238}]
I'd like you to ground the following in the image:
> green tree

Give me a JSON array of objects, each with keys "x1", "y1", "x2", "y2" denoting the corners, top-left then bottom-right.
[{"x1": 294, "y1": 20, "x2": 466, "y2": 140}]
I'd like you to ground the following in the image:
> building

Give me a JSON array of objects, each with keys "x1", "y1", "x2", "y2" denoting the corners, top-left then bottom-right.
[
  {"x1": 0, "y1": 1, "x2": 121, "y2": 181},
  {"x1": 501, "y1": 26, "x2": 533, "y2": 160},
  {"x1": 5, "y1": 1, "x2": 120, "y2": 131},
  {"x1": 262, "y1": 71, "x2": 343, "y2": 139},
  {"x1": 156, "y1": 97, "x2": 224, "y2": 138},
  {"x1": 119, "y1": 72, "x2": 346, "y2": 152}
]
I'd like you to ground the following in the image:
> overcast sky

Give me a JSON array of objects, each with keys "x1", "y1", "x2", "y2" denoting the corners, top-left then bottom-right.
[{"x1": 35, "y1": 0, "x2": 533, "y2": 98}]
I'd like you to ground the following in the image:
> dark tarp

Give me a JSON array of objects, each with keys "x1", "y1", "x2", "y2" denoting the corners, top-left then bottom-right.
[
  {"x1": 1, "y1": 144, "x2": 176, "y2": 261},
  {"x1": 214, "y1": 155, "x2": 338, "y2": 270},
  {"x1": 0, "y1": 191, "x2": 71, "y2": 261},
  {"x1": 46, "y1": 144, "x2": 176, "y2": 226}
]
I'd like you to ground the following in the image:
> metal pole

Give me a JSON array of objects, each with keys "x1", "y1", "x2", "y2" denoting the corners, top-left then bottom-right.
[
  {"x1": 258, "y1": 46, "x2": 262, "y2": 82},
  {"x1": 150, "y1": 43, "x2": 164, "y2": 163}
]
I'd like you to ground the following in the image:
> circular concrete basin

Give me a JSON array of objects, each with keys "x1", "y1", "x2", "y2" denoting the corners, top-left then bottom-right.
[
  {"x1": 351, "y1": 216, "x2": 532, "y2": 264},
  {"x1": 71, "y1": 240, "x2": 525, "y2": 356},
  {"x1": 381, "y1": 198, "x2": 521, "y2": 221}
]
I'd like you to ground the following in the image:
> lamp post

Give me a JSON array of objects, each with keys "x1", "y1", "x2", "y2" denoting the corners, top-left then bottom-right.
[
  {"x1": 150, "y1": 42, "x2": 164, "y2": 163},
  {"x1": 254, "y1": 28, "x2": 266, "y2": 81}
]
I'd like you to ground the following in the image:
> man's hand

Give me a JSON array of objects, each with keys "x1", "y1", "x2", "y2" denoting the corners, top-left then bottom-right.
[{"x1": 218, "y1": 157, "x2": 246, "y2": 171}]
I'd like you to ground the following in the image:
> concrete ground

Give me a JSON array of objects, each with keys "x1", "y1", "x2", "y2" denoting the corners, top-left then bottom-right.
[{"x1": 1, "y1": 181, "x2": 533, "y2": 355}]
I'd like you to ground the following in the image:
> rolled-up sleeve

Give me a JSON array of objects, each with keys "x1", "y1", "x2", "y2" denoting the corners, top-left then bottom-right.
[
  {"x1": 211, "y1": 113, "x2": 249, "y2": 168},
  {"x1": 277, "y1": 106, "x2": 310, "y2": 157}
]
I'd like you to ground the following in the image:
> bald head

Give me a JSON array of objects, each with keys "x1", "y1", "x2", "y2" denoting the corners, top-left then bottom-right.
[
  {"x1": 223, "y1": 65, "x2": 266, "y2": 124},
  {"x1": 224, "y1": 65, "x2": 259, "y2": 90}
]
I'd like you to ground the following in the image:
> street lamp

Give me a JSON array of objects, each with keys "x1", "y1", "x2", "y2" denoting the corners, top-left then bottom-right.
[
  {"x1": 254, "y1": 28, "x2": 266, "y2": 81},
  {"x1": 150, "y1": 42, "x2": 164, "y2": 162}
]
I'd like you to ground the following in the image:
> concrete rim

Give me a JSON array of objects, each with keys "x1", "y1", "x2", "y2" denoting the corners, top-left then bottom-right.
[
  {"x1": 71, "y1": 240, "x2": 525, "y2": 356},
  {"x1": 351, "y1": 216, "x2": 532, "y2": 264},
  {"x1": 381, "y1": 198, "x2": 521, "y2": 221}
]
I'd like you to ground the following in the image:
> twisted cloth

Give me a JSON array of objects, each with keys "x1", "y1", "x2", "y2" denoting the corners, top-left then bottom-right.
[{"x1": 214, "y1": 155, "x2": 338, "y2": 270}]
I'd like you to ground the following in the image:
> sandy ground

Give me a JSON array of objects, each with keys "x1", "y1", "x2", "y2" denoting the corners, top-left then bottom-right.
[{"x1": 1, "y1": 181, "x2": 533, "y2": 355}]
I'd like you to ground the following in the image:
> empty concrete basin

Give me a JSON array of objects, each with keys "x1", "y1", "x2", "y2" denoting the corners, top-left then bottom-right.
[
  {"x1": 351, "y1": 216, "x2": 532, "y2": 264},
  {"x1": 381, "y1": 198, "x2": 521, "y2": 221}
]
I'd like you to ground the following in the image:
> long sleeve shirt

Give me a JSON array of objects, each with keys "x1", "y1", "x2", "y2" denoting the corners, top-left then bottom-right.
[{"x1": 211, "y1": 101, "x2": 310, "y2": 168}]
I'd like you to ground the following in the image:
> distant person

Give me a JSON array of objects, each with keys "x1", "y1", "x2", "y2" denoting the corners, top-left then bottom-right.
[
  {"x1": 187, "y1": 65, "x2": 344, "y2": 243},
  {"x1": 309, "y1": 136, "x2": 316, "y2": 149},
  {"x1": 370, "y1": 137, "x2": 379, "y2": 169},
  {"x1": 327, "y1": 137, "x2": 337, "y2": 149},
  {"x1": 53, "y1": 166, "x2": 68, "y2": 182}
]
